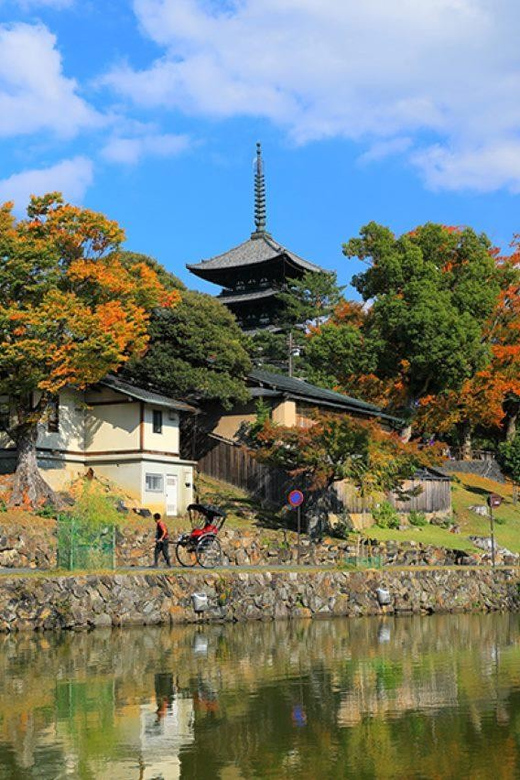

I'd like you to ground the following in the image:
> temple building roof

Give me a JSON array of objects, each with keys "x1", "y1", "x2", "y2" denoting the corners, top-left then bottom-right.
[
  {"x1": 187, "y1": 233, "x2": 324, "y2": 282},
  {"x1": 217, "y1": 287, "x2": 279, "y2": 304},
  {"x1": 187, "y1": 142, "x2": 327, "y2": 288},
  {"x1": 249, "y1": 369, "x2": 402, "y2": 423}
]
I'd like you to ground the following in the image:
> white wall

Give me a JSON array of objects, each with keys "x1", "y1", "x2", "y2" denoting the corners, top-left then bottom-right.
[
  {"x1": 0, "y1": 389, "x2": 85, "y2": 452},
  {"x1": 140, "y1": 458, "x2": 194, "y2": 515},
  {"x1": 142, "y1": 406, "x2": 179, "y2": 453},
  {"x1": 92, "y1": 457, "x2": 194, "y2": 515},
  {"x1": 0, "y1": 385, "x2": 192, "y2": 510},
  {"x1": 92, "y1": 460, "x2": 143, "y2": 502},
  {"x1": 85, "y1": 402, "x2": 140, "y2": 452},
  {"x1": 36, "y1": 389, "x2": 85, "y2": 452}
]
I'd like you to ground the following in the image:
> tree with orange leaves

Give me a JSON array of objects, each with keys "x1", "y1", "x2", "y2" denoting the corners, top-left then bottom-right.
[
  {"x1": 0, "y1": 193, "x2": 179, "y2": 507},
  {"x1": 248, "y1": 411, "x2": 441, "y2": 497}
]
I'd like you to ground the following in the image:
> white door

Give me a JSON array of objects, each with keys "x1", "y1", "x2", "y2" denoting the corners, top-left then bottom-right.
[{"x1": 165, "y1": 474, "x2": 178, "y2": 516}]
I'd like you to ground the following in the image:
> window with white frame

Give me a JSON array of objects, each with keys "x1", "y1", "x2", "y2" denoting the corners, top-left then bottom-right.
[{"x1": 145, "y1": 473, "x2": 163, "y2": 492}]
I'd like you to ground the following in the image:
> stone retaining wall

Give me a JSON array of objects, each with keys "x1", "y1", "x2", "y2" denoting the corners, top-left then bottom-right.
[
  {"x1": 442, "y1": 459, "x2": 505, "y2": 483},
  {"x1": 1, "y1": 519, "x2": 505, "y2": 570},
  {"x1": 0, "y1": 518, "x2": 56, "y2": 569},
  {"x1": 1, "y1": 568, "x2": 518, "y2": 632},
  {"x1": 117, "y1": 528, "x2": 511, "y2": 568}
]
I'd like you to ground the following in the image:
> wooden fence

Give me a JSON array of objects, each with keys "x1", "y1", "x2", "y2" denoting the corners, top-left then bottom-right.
[
  {"x1": 197, "y1": 434, "x2": 293, "y2": 505},
  {"x1": 197, "y1": 434, "x2": 452, "y2": 516}
]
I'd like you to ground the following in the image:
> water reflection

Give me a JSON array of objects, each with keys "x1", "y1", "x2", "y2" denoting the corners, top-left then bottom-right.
[{"x1": 0, "y1": 614, "x2": 520, "y2": 778}]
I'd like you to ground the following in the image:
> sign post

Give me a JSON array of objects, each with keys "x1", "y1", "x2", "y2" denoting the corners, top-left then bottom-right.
[
  {"x1": 487, "y1": 493, "x2": 502, "y2": 569},
  {"x1": 288, "y1": 490, "x2": 305, "y2": 565}
]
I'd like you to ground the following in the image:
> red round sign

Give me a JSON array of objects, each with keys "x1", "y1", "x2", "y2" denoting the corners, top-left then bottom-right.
[{"x1": 288, "y1": 490, "x2": 304, "y2": 507}]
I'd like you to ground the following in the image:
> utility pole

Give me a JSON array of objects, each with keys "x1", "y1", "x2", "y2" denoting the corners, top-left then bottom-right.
[
  {"x1": 288, "y1": 329, "x2": 293, "y2": 377},
  {"x1": 487, "y1": 493, "x2": 502, "y2": 569}
]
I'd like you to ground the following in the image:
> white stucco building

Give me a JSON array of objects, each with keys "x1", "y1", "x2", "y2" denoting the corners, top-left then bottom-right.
[{"x1": 0, "y1": 376, "x2": 196, "y2": 515}]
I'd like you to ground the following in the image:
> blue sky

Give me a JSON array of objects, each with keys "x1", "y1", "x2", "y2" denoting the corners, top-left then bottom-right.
[{"x1": 1, "y1": 0, "x2": 520, "y2": 297}]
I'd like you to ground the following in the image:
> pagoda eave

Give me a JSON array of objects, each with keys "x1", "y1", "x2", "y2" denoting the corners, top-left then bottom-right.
[{"x1": 217, "y1": 288, "x2": 279, "y2": 305}]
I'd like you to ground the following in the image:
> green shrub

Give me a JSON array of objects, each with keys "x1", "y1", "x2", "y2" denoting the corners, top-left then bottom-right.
[
  {"x1": 408, "y1": 510, "x2": 427, "y2": 527},
  {"x1": 71, "y1": 483, "x2": 124, "y2": 529},
  {"x1": 372, "y1": 501, "x2": 400, "y2": 529},
  {"x1": 37, "y1": 503, "x2": 58, "y2": 519}
]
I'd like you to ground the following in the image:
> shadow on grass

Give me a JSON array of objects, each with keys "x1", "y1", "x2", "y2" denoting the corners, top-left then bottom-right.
[{"x1": 462, "y1": 484, "x2": 497, "y2": 500}]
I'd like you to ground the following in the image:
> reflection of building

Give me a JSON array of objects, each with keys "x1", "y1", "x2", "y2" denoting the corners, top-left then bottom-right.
[
  {"x1": 187, "y1": 143, "x2": 327, "y2": 331},
  {"x1": 139, "y1": 698, "x2": 194, "y2": 780}
]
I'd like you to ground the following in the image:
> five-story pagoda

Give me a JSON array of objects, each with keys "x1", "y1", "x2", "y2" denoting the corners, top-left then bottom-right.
[{"x1": 187, "y1": 143, "x2": 326, "y2": 331}]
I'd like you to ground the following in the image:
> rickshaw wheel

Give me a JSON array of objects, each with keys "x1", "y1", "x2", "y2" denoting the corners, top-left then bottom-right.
[
  {"x1": 196, "y1": 535, "x2": 223, "y2": 569},
  {"x1": 175, "y1": 537, "x2": 197, "y2": 567}
]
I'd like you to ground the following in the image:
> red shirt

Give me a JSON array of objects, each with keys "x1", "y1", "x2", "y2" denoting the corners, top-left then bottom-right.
[{"x1": 156, "y1": 520, "x2": 169, "y2": 540}]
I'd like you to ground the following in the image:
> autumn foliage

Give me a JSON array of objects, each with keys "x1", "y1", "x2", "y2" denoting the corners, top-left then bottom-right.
[
  {"x1": 249, "y1": 411, "x2": 442, "y2": 496},
  {"x1": 305, "y1": 221, "x2": 520, "y2": 453},
  {"x1": 0, "y1": 193, "x2": 180, "y2": 506}
]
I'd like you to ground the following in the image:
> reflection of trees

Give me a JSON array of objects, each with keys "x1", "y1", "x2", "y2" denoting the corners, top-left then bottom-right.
[{"x1": 0, "y1": 615, "x2": 520, "y2": 777}]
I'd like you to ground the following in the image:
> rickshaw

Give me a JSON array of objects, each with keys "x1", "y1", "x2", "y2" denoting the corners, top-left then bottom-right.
[{"x1": 175, "y1": 503, "x2": 226, "y2": 568}]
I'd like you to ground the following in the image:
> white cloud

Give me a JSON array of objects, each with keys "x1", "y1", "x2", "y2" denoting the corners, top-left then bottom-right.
[
  {"x1": 101, "y1": 0, "x2": 520, "y2": 192},
  {"x1": 0, "y1": 22, "x2": 100, "y2": 138},
  {"x1": 0, "y1": 156, "x2": 94, "y2": 210},
  {"x1": 413, "y1": 142, "x2": 520, "y2": 193},
  {"x1": 101, "y1": 132, "x2": 191, "y2": 164},
  {"x1": 358, "y1": 138, "x2": 412, "y2": 165}
]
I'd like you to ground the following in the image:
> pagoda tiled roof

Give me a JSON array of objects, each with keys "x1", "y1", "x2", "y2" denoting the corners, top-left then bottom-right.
[
  {"x1": 187, "y1": 233, "x2": 325, "y2": 277},
  {"x1": 217, "y1": 287, "x2": 278, "y2": 304}
]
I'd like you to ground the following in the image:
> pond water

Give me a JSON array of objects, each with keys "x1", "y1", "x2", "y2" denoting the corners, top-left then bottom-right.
[{"x1": 1, "y1": 614, "x2": 520, "y2": 779}]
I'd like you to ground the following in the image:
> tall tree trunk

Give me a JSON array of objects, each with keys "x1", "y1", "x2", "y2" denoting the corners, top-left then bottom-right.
[
  {"x1": 400, "y1": 423, "x2": 412, "y2": 443},
  {"x1": 9, "y1": 423, "x2": 57, "y2": 508},
  {"x1": 505, "y1": 407, "x2": 519, "y2": 442},
  {"x1": 400, "y1": 396, "x2": 416, "y2": 443},
  {"x1": 460, "y1": 420, "x2": 473, "y2": 460}
]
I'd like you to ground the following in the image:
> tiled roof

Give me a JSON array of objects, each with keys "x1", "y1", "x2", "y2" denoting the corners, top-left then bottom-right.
[
  {"x1": 187, "y1": 233, "x2": 325, "y2": 276},
  {"x1": 100, "y1": 376, "x2": 197, "y2": 413},
  {"x1": 217, "y1": 288, "x2": 278, "y2": 304},
  {"x1": 249, "y1": 369, "x2": 401, "y2": 422}
]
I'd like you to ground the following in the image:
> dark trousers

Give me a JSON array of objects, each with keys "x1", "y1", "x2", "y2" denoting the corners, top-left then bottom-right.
[{"x1": 154, "y1": 540, "x2": 171, "y2": 567}]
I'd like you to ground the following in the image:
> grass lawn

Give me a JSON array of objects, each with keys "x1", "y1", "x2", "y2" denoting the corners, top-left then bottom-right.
[
  {"x1": 2, "y1": 470, "x2": 520, "y2": 558},
  {"x1": 450, "y1": 472, "x2": 520, "y2": 552},
  {"x1": 362, "y1": 524, "x2": 478, "y2": 551},
  {"x1": 362, "y1": 471, "x2": 520, "y2": 553}
]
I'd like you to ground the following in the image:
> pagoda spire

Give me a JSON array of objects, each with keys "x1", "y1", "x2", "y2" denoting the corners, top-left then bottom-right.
[{"x1": 251, "y1": 142, "x2": 269, "y2": 239}]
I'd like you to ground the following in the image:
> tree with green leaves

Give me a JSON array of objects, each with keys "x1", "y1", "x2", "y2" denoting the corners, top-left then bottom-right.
[
  {"x1": 277, "y1": 270, "x2": 344, "y2": 328},
  {"x1": 341, "y1": 222, "x2": 500, "y2": 438},
  {"x1": 497, "y1": 434, "x2": 520, "y2": 498},
  {"x1": 121, "y1": 253, "x2": 251, "y2": 409},
  {"x1": 249, "y1": 270, "x2": 345, "y2": 376},
  {"x1": 303, "y1": 301, "x2": 374, "y2": 390}
]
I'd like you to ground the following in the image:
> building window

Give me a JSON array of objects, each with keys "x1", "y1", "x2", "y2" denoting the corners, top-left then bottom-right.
[
  {"x1": 145, "y1": 473, "x2": 163, "y2": 492},
  {"x1": 153, "y1": 409, "x2": 163, "y2": 434},
  {"x1": 47, "y1": 397, "x2": 59, "y2": 433}
]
